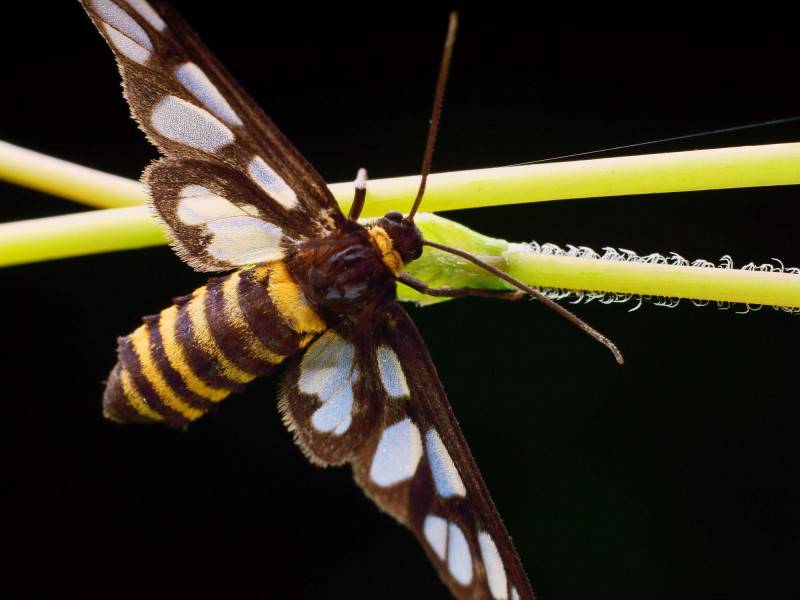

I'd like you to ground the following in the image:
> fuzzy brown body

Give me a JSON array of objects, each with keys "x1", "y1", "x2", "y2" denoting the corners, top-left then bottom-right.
[{"x1": 103, "y1": 223, "x2": 408, "y2": 427}]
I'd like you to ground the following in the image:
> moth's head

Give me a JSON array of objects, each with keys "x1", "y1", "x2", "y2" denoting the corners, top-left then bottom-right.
[{"x1": 376, "y1": 211, "x2": 423, "y2": 264}]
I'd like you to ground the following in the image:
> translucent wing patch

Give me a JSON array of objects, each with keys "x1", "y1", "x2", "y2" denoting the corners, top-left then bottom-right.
[
  {"x1": 369, "y1": 417, "x2": 423, "y2": 486},
  {"x1": 297, "y1": 330, "x2": 358, "y2": 435},
  {"x1": 280, "y1": 329, "x2": 382, "y2": 466},
  {"x1": 145, "y1": 159, "x2": 309, "y2": 271},
  {"x1": 149, "y1": 95, "x2": 235, "y2": 152},
  {"x1": 174, "y1": 61, "x2": 242, "y2": 127},
  {"x1": 80, "y1": 0, "x2": 345, "y2": 271},
  {"x1": 280, "y1": 305, "x2": 535, "y2": 599}
]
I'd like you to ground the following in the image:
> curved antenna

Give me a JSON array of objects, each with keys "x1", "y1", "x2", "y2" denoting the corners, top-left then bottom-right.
[
  {"x1": 422, "y1": 239, "x2": 625, "y2": 365},
  {"x1": 407, "y1": 12, "x2": 458, "y2": 221}
]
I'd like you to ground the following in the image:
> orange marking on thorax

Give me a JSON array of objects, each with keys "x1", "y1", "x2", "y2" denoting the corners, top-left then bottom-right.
[{"x1": 367, "y1": 226, "x2": 403, "y2": 275}]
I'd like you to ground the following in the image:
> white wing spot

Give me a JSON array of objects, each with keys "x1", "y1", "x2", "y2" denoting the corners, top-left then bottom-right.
[
  {"x1": 92, "y1": 0, "x2": 152, "y2": 49},
  {"x1": 151, "y1": 96, "x2": 234, "y2": 152},
  {"x1": 248, "y1": 156, "x2": 298, "y2": 210},
  {"x1": 369, "y1": 418, "x2": 423, "y2": 486},
  {"x1": 175, "y1": 186, "x2": 283, "y2": 264},
  {"x1": 299, "y1": 332, "x2": 358, "y2": 435},
  {"x1": 479, "y1": 532, "x2": 508, "y2": 599},
  {"x1": 101, "y1": 23, "x2": 149, "y2": 64},
  {"x1": 124, "y1": 0, "x2": 166, "y2": 31},
  {"x1": 447, "y1": 522, "x2": 473, "y2": 586},
  {"x1": 310, "y1": 385, "x2": 354, "y2": 435},
  {"x1": 375, "y1": 345, "x2": 410, "y2": 398},
  {"x1": 425, "y1": 429, "x2": 467, "y2": 498},
  {"x1": 511, "y1": 587, "x2": 520, "y2": 600},
  {"x1": 177, "y1": 186, "x2": 242, "y2": 225},
  {"x1": 423, "y1": 515, "x2": 448, "y2": 561},
  {"x1": 206, "y1": 217, "x2": 284, "y2": 264},
  {"x1": 176, "y1": 62, "x2": 243, "y2": 127}
]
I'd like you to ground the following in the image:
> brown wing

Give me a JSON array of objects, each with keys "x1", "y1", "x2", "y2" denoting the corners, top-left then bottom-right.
[
  {"x1": 280, "y1": 304, "x2": 534, "y2": 599},
  {"x1": 80, "y1": 0, "x2": 345, "y2": 270}
]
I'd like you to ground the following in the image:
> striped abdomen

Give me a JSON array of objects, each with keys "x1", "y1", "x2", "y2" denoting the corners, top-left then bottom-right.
[{"x1": 104, "y1": 261, "x2": 326, "y2": 427}]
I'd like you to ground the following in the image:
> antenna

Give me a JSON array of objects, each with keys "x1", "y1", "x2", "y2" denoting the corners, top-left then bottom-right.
[
  {"x1": 402, "y1": 13, "x2": 624, "y2": 364},
  {"x1": 422, "y1": 240, "x2": 624, "y2": 364},
  {"x1": 407, "y1": 12, "x2": 458, "y2": 220}
]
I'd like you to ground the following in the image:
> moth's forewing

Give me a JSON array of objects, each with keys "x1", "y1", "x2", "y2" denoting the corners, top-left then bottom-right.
[{"x1": 81, "y1": 0, "x2": 344, "y2": 272}]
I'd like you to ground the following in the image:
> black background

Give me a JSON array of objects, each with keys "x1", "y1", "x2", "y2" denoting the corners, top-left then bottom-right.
[{"x1": 3, "y1": 4, "x2": 800, "y2": 599}]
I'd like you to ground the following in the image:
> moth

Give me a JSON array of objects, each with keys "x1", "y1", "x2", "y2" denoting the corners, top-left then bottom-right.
[{"x1": 80, "y1": 2, "x2": 622, "y2": 598}]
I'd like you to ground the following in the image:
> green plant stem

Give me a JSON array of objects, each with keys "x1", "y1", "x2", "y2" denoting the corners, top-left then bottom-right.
[
  {"x1": 2, "y1": 207, "x2": 798, "y2": 309},
  {"x1": 0, "y1": 141, "x2": 146, "y2": 209},
  {"x1": 343, "y1": 142, "x2": 800, "y2": 216},
  {"x1": 0, "y1": 207, "x2": 167, "y2": 266},
  {"x1": 3, "y1": 140, "x2": 800, "y2": 214},
  {"x1": 504, "y1": 245, "x2": 800, "y2": 307},
  {"x1": 3, "y1": 140, "x2": 800, "y2": 308}
]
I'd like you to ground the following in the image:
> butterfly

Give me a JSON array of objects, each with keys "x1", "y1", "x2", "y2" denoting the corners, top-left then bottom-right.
[{"x1": 79, "y1": 2, "x2": 624, "y2": 598}]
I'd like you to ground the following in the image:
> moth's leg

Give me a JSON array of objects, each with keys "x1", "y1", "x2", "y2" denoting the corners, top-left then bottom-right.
[
  {"x1": 348, "y1": 168, "x2": 368, "y2": 221},
  {"x1": 397, "y1": 272, "x2": 525, "y2": 301}
]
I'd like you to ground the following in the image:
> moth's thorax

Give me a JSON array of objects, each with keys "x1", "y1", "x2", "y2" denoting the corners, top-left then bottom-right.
[{"x1": 288, "y1": 227, "x2": 397, "y2": 316}]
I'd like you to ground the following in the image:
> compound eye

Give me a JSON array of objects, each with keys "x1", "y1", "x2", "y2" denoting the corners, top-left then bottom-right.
[{"x1": 384, "y1": 210, "x2": 404, "y2": 222}]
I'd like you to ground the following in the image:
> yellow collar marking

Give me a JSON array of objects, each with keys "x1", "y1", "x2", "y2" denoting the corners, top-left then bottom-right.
[{"x1": 367, "y1": 226, "x2": 403, "y2": 275}]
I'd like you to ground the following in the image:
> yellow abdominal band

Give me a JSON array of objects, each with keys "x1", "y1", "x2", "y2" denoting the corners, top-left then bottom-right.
[{"x1": 262, "y1": 262, "x2": 326, "y2": 346}]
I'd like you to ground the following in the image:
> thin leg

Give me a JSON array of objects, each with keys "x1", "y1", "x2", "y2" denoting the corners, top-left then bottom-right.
[
  {"x1": 398, "y1": 272, "x2": 525, "y2": 301},
  {"x1": 417, "y1": 239, "x2": 625, "y2": 365},
  {"x1": 348, "y1": 168, "x2": 367, "y2": 221}
]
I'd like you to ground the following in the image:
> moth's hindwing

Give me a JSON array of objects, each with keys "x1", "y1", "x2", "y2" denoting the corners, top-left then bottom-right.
[
  {"x1": 81, "y1": 0, "x2": 345, "y2": 271},
  {"x1": 281, "y1": 303, "x2": 534, "y2": 600},
  {"x1": 144, "y1": 159, "x2": 329, "y2": 272},
  {"x1": 278, "y1": 328, "x2": 381, "y2": 466}
]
